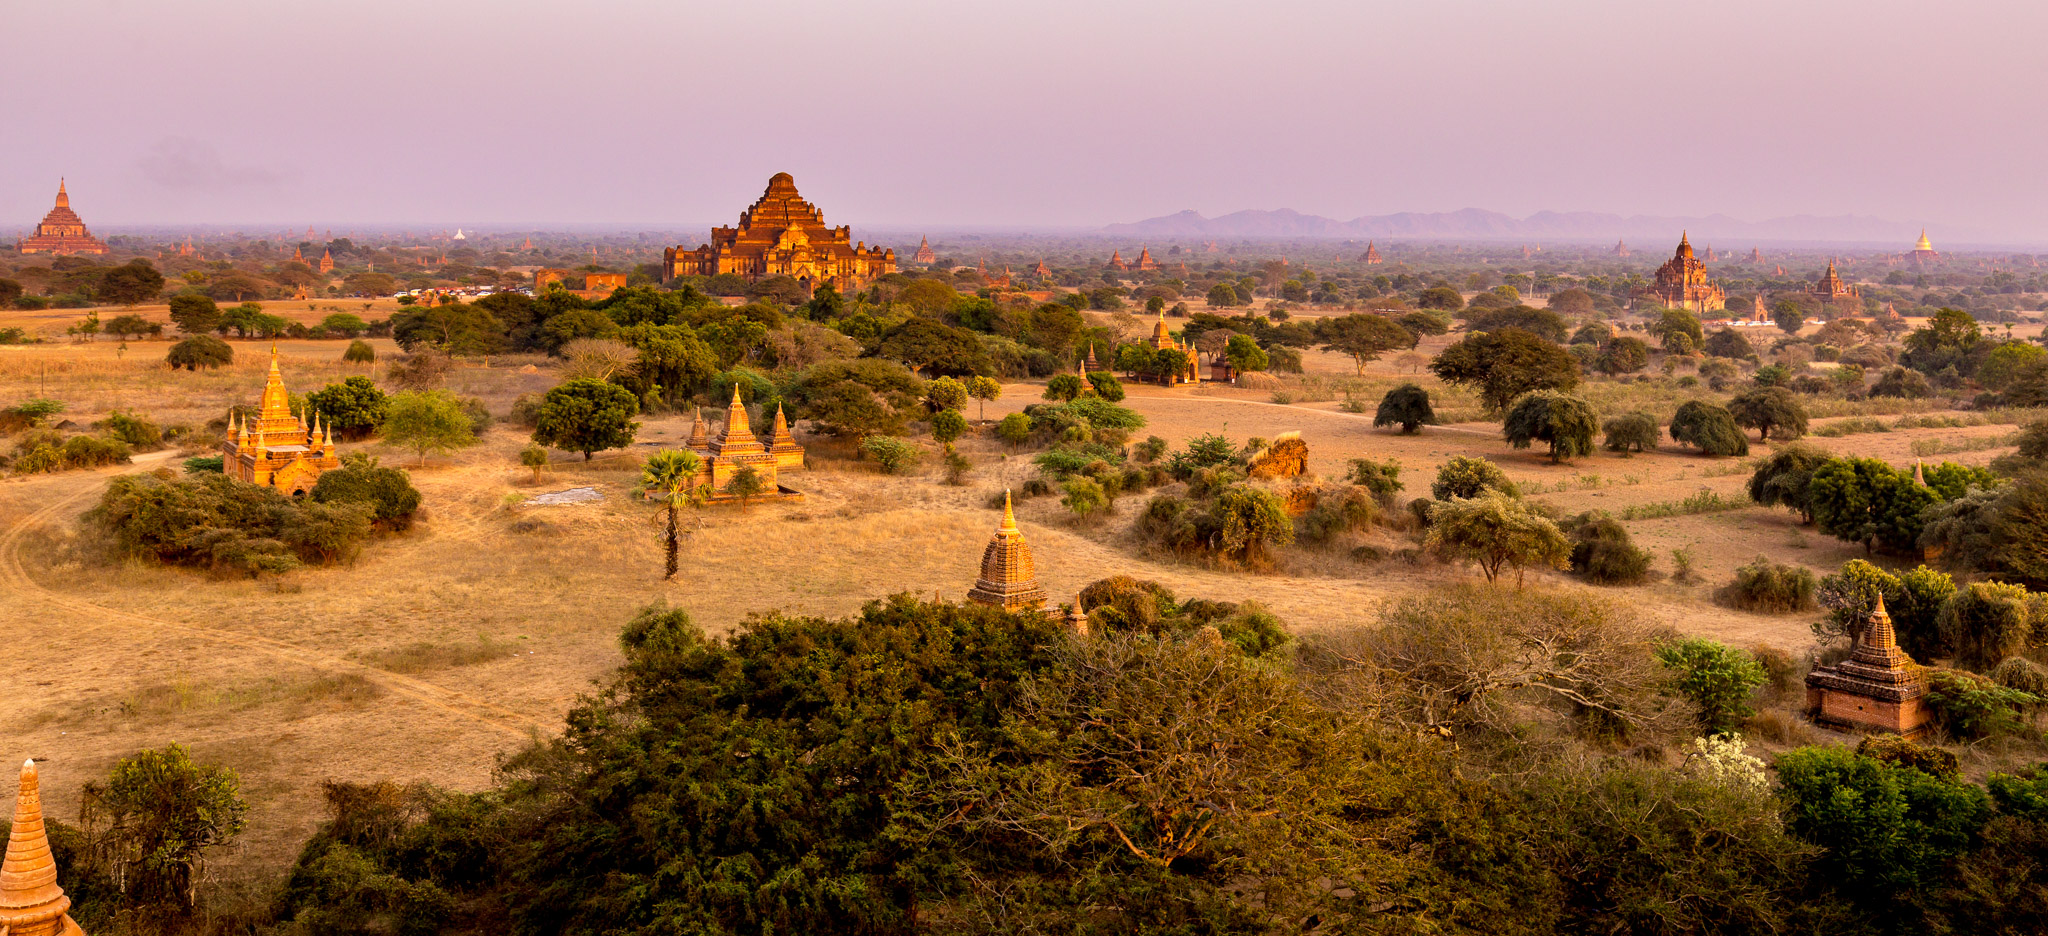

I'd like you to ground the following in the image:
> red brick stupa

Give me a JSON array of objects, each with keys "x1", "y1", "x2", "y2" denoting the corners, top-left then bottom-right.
[
  {"x1": 1805, "y1": 596, "x2": 1930, "y2": 737},
  {"x1": 966, "y1": 492, "x2": 1048, "y2": 612},
  {"x1": 913, "y1": 236, "x2": 936, "y2": 264},
  {"x1": 17, "y1": 181, "x2": 107, "y2": 256}
]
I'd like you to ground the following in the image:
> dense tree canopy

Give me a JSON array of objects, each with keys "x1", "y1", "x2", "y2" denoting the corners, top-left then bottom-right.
[{"x1": 1429, "y1": 327, "x2": 1580, "y2": 414}]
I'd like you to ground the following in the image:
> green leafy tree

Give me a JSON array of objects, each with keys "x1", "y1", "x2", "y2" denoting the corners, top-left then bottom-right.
[
  {"x1": 1668, "y1": 400, "x2": 1750, "y2": 456},
  {"x1": 930, "y1": 408, "x2": 967, "y2": 446},
  {"x1": 1319, "y1": 313, "x2": 1415, "y2": 374},
  {"x1": 1775, "y1": 746, "x2": 1990, "y2": 893},
  {"x1": 1043, "y1": 373, "x2": 1085, "y2": 402},
  {"x1": 390, "y1": 302, "x2": 505, "y2": 357},
  {"x1": 641, "y1": 450, "x2": 705, "y2": 578},
  {"x1": 165, "y1": 335, "x2": 233, "y2": 370},
  {"x1": 1085, "y1": 371, "x2": 1125, "y2": 401},
  {"x1": 965, "y1": 375, "x2": 1002, "y2": 422},
  {"x1": 1206, "y1": 282, "x2": 1242, "y2": 306},
  {"x1": 1870, "y1": 366, "x2": 1933, "y2": 399},
  {"x1": 1810, "y1": 457, "x2": 1941, "y2": 554},
  {"x1": 1655, "y1": 637, "x2": 1766, "y2": 735},
  {"x1": 924, "y1": 376, "x2": 968, "y2": 413},
  {"x1": 520, "y1": 442, "x2": 550, "y2": 482},
  {"x1": 1214, "y1": 485, "x2": 1295, "y2": 566},
  {"x1": 1374, "y1": 383, "x2": 1435, "y2": 434},
  {"x1": 1416, "y1": 285, "x2": 1464, "y2": 310},
  {"x1": 1602, "y1": 412, "x2": 1660, "y2": 455},
  {"x1": 532, "y1": 378, "x2": 640, "y2": 461},
  {"x1": 1223, "y1": 332, "x2": 1268, "y2": 373},
  {"x1": 1727, "y1": 386, "x2": 1809, "y2": 441},
  {"x1": 1772, "y1": 302, "x2": 1806, "y2": 334},
  {"x1": 1653, "y1": 309, "x2": 1704, "y2": 351},
  {"x1": 104, "y1": 314, "x2": 159, "y2": 340},
  {"x1": 319, "y1": 313, "x2": 369, "y2": 337},
  {"x1": 310, "y1": 454, "x2": 422, "y2": 530},
  {"x1": 383, "y1": 390, "x2": 478, "y2": 466},
  {"x1": 1431, "y1": 455, "x2": 1517, "y2": 500},
  {"x1": 996, "y1": 411, "x2": 1031, "y2": 450},
  {"x1": 725, "y1": 464, "x2": 766, "y2": 512},
  {"x1": 80, "y1": 744, "x2": 249, "y2": 914},
  {"x1": 305, "y1": 376, "x2": 389, "y2": 441},
  {"x1": 1593, "y1": 336, "x2": 1649, "y2": 375},
  {"x1": 98, "y1": 259, "x2": 166, "y2": 305},
  {"x1": 1429, "y1": 327, "x2": 1580, "y2": 413},
  {"x1": 861, "y1": 436, "x2": 921, "y2": 474},
  {"x1": 1703, "y1": 328, "x2": 1757, "y2": 360},
  {"x1": 1747, "y1": 442, "x2": 1829, "y2": 522},
  {"x1": 1992, "y1": 472, "x2": 2048, "y2": 589},
  {"x1": 1939, "y1": 581, "x2": 2037, "y2": 671},
  {"x1": 342, "y1": 339, "x2": 376, "y2": 365},
  {"x1": 1502, "y1": 390, "x2": 1598, "y2": 464},
  {"x1": 1424, "y1": 490, "x2": 1572, "y2": 585}
]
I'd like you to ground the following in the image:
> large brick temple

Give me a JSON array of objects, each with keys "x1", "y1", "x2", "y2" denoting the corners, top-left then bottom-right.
[
  {"x1": 16, "y1": 180, "x2": 107, "y2": 256},
  {"x1": 1641, "y1": 232, "x2": 1724, "y2": 314},
  {"x1": 662, "y1": 172, "x2": 895, "y2": 292}
]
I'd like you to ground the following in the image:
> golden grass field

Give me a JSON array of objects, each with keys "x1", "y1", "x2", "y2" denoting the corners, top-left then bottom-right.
[{"x1": 0, "y1": 302, "x2": 2034, "y2": 887}]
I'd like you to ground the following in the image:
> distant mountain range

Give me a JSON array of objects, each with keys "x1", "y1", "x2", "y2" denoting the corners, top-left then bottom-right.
[{"x1": 1104, "y1": 208, "x2": 1947, "y2": 247}]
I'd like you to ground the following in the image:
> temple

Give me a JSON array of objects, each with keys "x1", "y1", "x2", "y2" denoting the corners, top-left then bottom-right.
[
  {"x1": 1612, "y1": 239, "x2": 1630, "y2": 257},
  {"x1": 1361, "y1": 242, "x2": 1382, "y2": 264},
  {"x1": 319, "y1": 247, "x2": 336, "y2": 273},
  {"x1": 681, "y1": 386, "x2": 804, "y2": 501},
  {"x1": 661, "y1": 173, "x2": 895, "y2": 292},
  {"x1": 966, "y1": 492, "x2": 1049, "y2": 612},
  {"x1": 16, "y1": 181, "x2": 107, "y2": 256},
  {"x1": 1147, "y1": 311, "x2": 1199, "y2": 385},
  {"x1": 1105, "y1": 250, "x2": 1128, "y2": 272},
  {"x1": 0, "y1": 760, "x2": 88, "y2": 936},
  {"x1": 913, "y1": 236, "x2": 936, "y2": 265},
  {"x1": 1640, "y1": 233, "x2": 1724, "y2": 314},
  {"x1": 1908, "y1": 229, "x2": 1940, "y2": 267},
  {"x1": 1032, "y1": 260, "x2": 1053, "y2": 279},
  {"x1": 1805, "y1": 597, "x2": 1930, "y2": 737},
  {"x1": 222, "y1": 348, "x2": 341, "y2": 495},
  {"x1": 1133, "y1": 246, "x2": 1159, "y2": 271},
  {"x1": 1809, "y1": 260, "x2": 1861, "y2": 313}
]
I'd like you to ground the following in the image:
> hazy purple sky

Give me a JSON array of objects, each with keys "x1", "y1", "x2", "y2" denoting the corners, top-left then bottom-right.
[{"x1": 5, "y1": 0, "x2": 2045, "y2": 241}]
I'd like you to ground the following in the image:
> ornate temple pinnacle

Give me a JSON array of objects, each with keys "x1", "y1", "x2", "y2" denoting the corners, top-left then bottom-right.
[{"x1": 1002, "y1": 489, "x2": 1017, "y2": 532}]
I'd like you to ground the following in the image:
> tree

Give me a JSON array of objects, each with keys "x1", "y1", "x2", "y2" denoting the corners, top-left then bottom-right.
[
  {"x1": 996, "y1": 411, "x2": 1031, "y2": 450},
  {"x1": 1374, "y1": 383, "x2": 1435, "y2": 433},
  {"x1": 520, "y1": 443, "x2": 550, "y2": 482},
  {"x1": 1809, "y1": 457, "x2": 1941, "y2": 554},
  {"x1": 1668, "y1": 400, "x2": 1749, "y2": 456},
  {"x1": 1429, "y1": 327, "x2": 1580, "y2": 413},
  {"x1": 1223, "y1": 332, "x2": 1268, "y2": 373},
  {"x1": 1205, "y1": 282, "x2": 1242, "y2": 306},
  {"x1": 641, "y1": 451, "x2": 704, "y2": 573},
  {"x1": 1085, "y1": 371, "x2": 1125, "y2": 401},
  {"x1": 81, "y1": 744, "x2": 249, "y2": 914},
  {"x1": 1653, "y1": 309, "x2": 1704, "y2": 351},
  {"x1": 305, "y1": 376, "x2": 389, "y2": 441},
  {"x1": 1466, "y1": 306, "x2": 1567, "y2": 342},
  {"x1": 310, "y1": 454, "x2": 422, "y2": 530},
  {"x1": 559, "y1": 338, "x2": 639, "y2": 381},
  {"x1": 1213, "y1": 485, "x2": 1295, "y2": 566},
  {"x1": 1747, "y1": 442, "x2": 1830, "y2": 522},
  {"x1": 1703, "y1": 328, "x2": 1756, "y2": 360},
  {"x1": 1319, "y1": 313, "x2": 1415, "y2": 374},
  {"x1": 98, "y1": 259, "x2": 165, "y2": 305},
  {"x1": 390, "y1": 302, "x2": 504, "y2": 357},
  {"x1": 930, "y1": 408, "x2": 967, "y2": 445},
  {"x1": 965, "y1": 375, "x2": 1002, "y2": 423},
  {"x1": 1602, "y1": 412, "x2": 1660, "y2": 454},
  {"x1": 1571, "y1": 321, "x2": 1614, "y2": 346},
  {"x1": 1901, "y1": 307, "x2": 1981, "y2": 376},
  {"x1": 1502, "y1": 390, "x2": 1598, "y2": 464},
  {"x1": 860, "y1": 436, "x2": 921, "y2": 474},
  {"x1": 165, "y1": 335, "x2": 233, "y2": 370},
  {"x1": 1416, "y1": 285, "x2": 1464, "y2": 310},
  {"x1": 103, "y1": 314, "x2": 158, "y2": 340},
  {"x1": 924, "y1": 376, "x2": 968, "y2": 413},
  {"x1": 1043, "y1": 373, "x2": 1085, "y2": 401},
  {"x1": 318, "y1": 312, "x2": 368, "y2": 337},
  {"x1": 1432, "y1": 455, "x2": 1517, "y2": 500},
  {"x1": 877, "y1": 318, "x2": 988, "y2": 376},
  {"x1": 1992, "y1": 472, "x2": 2048, "y2": 589},
  {"x1": 1773, "y1": 301, "x2": 1806, "y2": 335},
  {"x1": 1424, "y1": 490, "x2": 1572, "y2": 585},
  {"x1": 1728, "y1": 386, "x2": 1809, "y2": 441},
  {"x1": 1870, "y1": 366, "x2": 1933, "y2": 399},
  {"x1": 1939, "y1": 582, "x2": 2037, "y2": 671},
  {"x1": 1593, "y1": 336, "x2": 1649, "y2": 375},
  {"x1": 383, "y1": 390, "x2": 478, "y2": 466},
  {"x1": 342, "y1": 339, "x2": 376, "y2": 365},
  {"x1": 1655, "y1": 638, "x2": 1766, "y2": 735},
  {"x1": 532, "y1": 378, "x2": 640, "y2": 461},
  {"x1": 1776, "y1": 746, "x2": 1990, "y2": 893}
]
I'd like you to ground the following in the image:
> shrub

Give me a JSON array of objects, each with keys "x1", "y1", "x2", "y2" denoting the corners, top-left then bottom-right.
[
  {"x1": 104, "y1": 411, "x2": 163, "y2": 451},
  {"x1": 1668, "y1": 400, "x2": 1749, "y2": 456},
  {"x1": 1345, "y1": 457, "x2": 1403, "y2": 505},
  {"x1": 1043, "y1": 373, "x2": 1085, "y2": 401},
  {"x1": 930, "y1": 408, "x2": 967, "y2": 445},
  {"x1": 342, "y1": 339, "x2": 376, "y2": 364},
  {"x1": 1085, "y1": 371, "x2": 1125, "y2": 401},
  {"x1": 59, "y1": 435, "x2": 131, "y2": 470},
  {"x1": 861, "y1": 436, "x2": 921, "y2": 474},
  {"x1": 183, "y1": 455, "x2": 224, "y2": 474},
  {"x1": 1655, "y1": 637, "x2": 1766, "y2": 735},
  {"x1": 87, "y1": 473, "x2": 376, "y2": 574},
  {"x1": 1133, "y1": 436, "x2": 1168, "y2": 463},
  {"x1": 1938, "y1": 581, "x2": 2036, "y2": 671},
  {"x1": 305, "y1": 376, "x2": 389, "y2": 441},
  {"x1": 1775, "y1": 746, "x2": 1991, "y2": 892},
  {"x1": 1923, "y1": 669, "x2": 2040, "y2": 739},
  {"x1": 1061, "y1": 477, "x2": 1109, "y2": 517},
  {"x1": 310, "y1": 454, "x2": 423, "y2": 530},
  {"x1": 996, "y1": 411, "x2": 1032, "y2": 449},
  {"x1": 1870, "y1": 366, "x2": 1932, "y2": 399},
  {"x1": 166, "y1": 335, "x2": 233, "y2": 370},
  {"x1": 1991, "y1": 656, "x2": 2048, "y2": 696},
  {"x1": 1567, "y1": 513, "x2": 1651, "y2": 585},
  {"x1": 1166, "y1": 433, "x2": 1238, "y2": 480},
  {"x1": 1724, "y1": 556, "x2": 1816, "y2": 612},
  {"x1": 1601, "y1": 412, "x2": 1659, "y2": 455},
  {"x1": 1430, "y1": 455, "x2": 1517, "y2": 501}
]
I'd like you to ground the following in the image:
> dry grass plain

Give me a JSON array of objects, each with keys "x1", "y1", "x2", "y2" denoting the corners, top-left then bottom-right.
[{"x1": 0, "y1": 305, "x2": 2033, "y2": 889}]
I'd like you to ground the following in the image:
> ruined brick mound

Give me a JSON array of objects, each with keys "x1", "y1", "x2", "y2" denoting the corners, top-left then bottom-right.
[{"x1": 1246, "y1": 432, "x2": 1309, "y2": 479}]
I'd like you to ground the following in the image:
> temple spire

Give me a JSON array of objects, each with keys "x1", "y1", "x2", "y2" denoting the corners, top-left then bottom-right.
[
  {"x1": 53, "y1": 179, "x2": 68, "y2": 210},
  {"x1": 0, "y1": 759, "x2": 82, "y2": 936},
  {"x1": 968, "y1": 489, "x2": 1046, "y2": 612},
  {"x1": 1001, "y1": 489, "x2": 1017, "y2": 532}
]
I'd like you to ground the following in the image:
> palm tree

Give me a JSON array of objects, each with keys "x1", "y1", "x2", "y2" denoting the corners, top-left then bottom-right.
[{"x1": 640, "y1": 449, "x2": 704, "y2": 579}]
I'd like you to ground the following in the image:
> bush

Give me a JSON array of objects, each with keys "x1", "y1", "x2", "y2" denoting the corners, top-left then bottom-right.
[
  {"x1": 930, "y1": 408, "x2": 967, "y2": 445},
  {"x1": 342, "y1": 339, "x2": 376, "y2": 364},
  {"x1": 1085, "y1": 371, "x2": 1125, "y2": 401},
  {"x1": 166, "y1": 335, "x2": 233, "y2": 370},
  {"x1": 1655, "y1": 637, "x2": 1766, "y2": 735},
  {"x1": 1668, "y1": 400, "x2": 1749, "y2": 456},
  {"x1": 1567, "y1": 513, "x2": 1651, "y2": 585},
  {"x1": 1061, "y1": 477, "x2": 1109, "y2": 517},
  {"x1": 1924, "y1": 668, "x2": 2040, "y2": 739},
  {"x1": 1044, "y1": 373, "x2": 1085, "y2": 401},
  {"x1": 1601, "y1": 412, "x2": 1659, "y2": 454},
  {"x1": 1938, "y1": 581, "x2": 2036, "y2": 671},
  {"x1": 1870, "y1": 366, "x2": 1933, "y2": 399},
  {"x1": 311, "y1": 454, "x2": 423, "y2": 530},
  {"x1": 103, "y1": 411, "x2": 163, "y2": 451},
  {"x1": 996, "y1": 411, "x2": 1032, "y2": 449},
  {"x1": 1991, "y1": 656, "x2": 2048, "y2": 696},
  {"x1": 60, "y1": 435, "x2": 132, "y2": 470},
  {"x1": 1430, "y1": 455, "x2": 1517, "y2": 501},
  {"x1": 183, "y1": 455, "x2": 224, "y2": 474},
  {"x1": 305, "y1": 376, "x2": 389, "y2": 441},
  {"x1": 1724, "y1": 555, "x2": 1816, "y2": 612},
  {"x1": 87, "y1": 473, "x2": 376, "y2": 574},
  {"x1": 1133, "y1": 436, "x2": 1168, "y2": 463},
  {"x1": 861, "y1": 436, "x2": 921, "y2": 474},
  {"x1": 1345, "y1": 457, "x2": 1403, "y2": 505}
]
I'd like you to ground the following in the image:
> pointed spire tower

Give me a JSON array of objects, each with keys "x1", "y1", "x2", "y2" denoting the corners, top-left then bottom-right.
[
  {"x1": 0, "y1": 760, "x2": 86, "y2": 936},
  {"x1": 686, "y1": 407, "x2": 710, "y2": 450},
  {"x1": 707, "y1": 384, "x2": 765, "y2": 457},
  {"x1": 767, "y1": 402, "x2": 803, "y2": 467},
  {"x1": 967, "y1": 492, "x2": 1049, "y2": 613},
  {"x1": 1803, "y1": 594, "x2": 1931, "y2": 736}
]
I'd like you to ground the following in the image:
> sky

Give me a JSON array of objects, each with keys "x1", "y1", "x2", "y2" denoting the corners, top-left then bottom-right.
[{"x1": 4, "y1": 0, "x2": 2046, "y2": 242}]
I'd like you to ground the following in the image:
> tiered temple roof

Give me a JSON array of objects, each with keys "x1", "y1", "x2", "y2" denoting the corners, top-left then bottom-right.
[
  {"x1": 1361, "y1": 241, "x2": 1383, "y2": 264},
  {"x1": 223, "y1": 348, "x2": 340, "y2": 495},
  {"x1": 319, "y1": 247, "x2": 335, "y2": 273},
  {"x1": 1805, "y1": 597, "x2": 1931, "y2": 737},
  {"x1": 17, "y1": 181, "x2": 107, "y2": 256},
  {"x1": 1032, "y1": 260, "x2": 1052, "y2": 279},
  {"x1": 1810, "y1": 260, "x2": 1860, "y2": 307},
  {"x1": 966, "y1": 492, "x2": 1048, "y2": 612},
  {"x1": 1641, "y1": 233, "x2": 1724, "y2": 314},
  {"x1": 1133, "y1": 246, "x2": 1159, "y2": 271},
  {"x1": 662, "y1": 173, "x2": 895, "y2": 292},
  {"x1": 913, "y1": 236, "x2": 937, "y2": 264},
  {"x1": 682, "y1": 386, "x2": 802, "y2": 499},
  {"x1": 1106, "y1": 250, "x2": 1128, "y2": 271},
  {"x1": 0, "y1": 760, "x2": 87, "y2": 936},
  {"x1": 1613, "y1": 239, "x2": 1630, "y2": 257}
]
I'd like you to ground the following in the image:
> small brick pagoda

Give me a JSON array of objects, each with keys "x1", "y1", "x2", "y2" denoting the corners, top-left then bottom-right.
[
  {"x1": 913, "y1": 236, "x2": 936, "y2": 265},
  {"x1": 1133, "y1": 246, "x2": 1159, "y2": 271},
  {"x1": 1105, "y1": 250, "x2": 1129, "y2": 272},
  {"x1": 1805, "y1": 596, "x2": 1930, "y2": 737},
  {"x1": 0, "y1": 759, "x2": 88, "y2": 936},
  {"x1": 1148, "y1": 311, "x2": 1199, "y2": 385},
  {"x1": 1809, "y1": 260, "x2": 1860, "y2": 313},
  {"x1": 967, "y1": 491, "x2": 1049, "y2": 612},
  {"x1": 1361, "y1": 242, "x2": 1383, "y2": 264},
  {"x1": 682, "y1": 386, "x2": 804, "y2": 501},
  {"x1": 661, "y1": 173, "x2": 895, "y2": 292},
  {"x1": 17, "y1": 181, "x2": 107, "y2": 256},
  {"x1": 1641, "y1": 232, "x2": 1725, "y2": 314},
  {"x1": 223, "y1": 348, "x2": 341, "y2": 495}
]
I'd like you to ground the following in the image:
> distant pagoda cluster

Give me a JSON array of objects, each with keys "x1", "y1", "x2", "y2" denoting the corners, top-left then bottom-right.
[
  {"x1": 222, "y1": 349, "x2": 341, "y2": 495},
  {"x1": 16, "y1": 180, "x2": 106, "y2": 256},
  {"x1": 662, "y1": 173, "x2": 896, "y2": 292},
  {"x1": 681, "y1": 386, "x2": 805, "y2": 501},
  {"x1": 1105, "y1": 247, "x2": 1158, "y2": 272}
]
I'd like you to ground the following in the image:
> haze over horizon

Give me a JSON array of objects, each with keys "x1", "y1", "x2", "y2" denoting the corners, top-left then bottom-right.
[{"x1": 5, "y1": 0, "x2": 2045, "y2": 243}]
